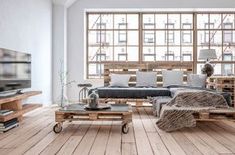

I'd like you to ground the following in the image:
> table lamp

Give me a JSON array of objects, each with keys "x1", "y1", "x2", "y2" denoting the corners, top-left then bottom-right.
[{"x1": 198, "y1": 49, "x2": 217, "y2": 77}]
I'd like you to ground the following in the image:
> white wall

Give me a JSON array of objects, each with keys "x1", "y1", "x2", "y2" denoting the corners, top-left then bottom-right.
[
  {"x1": 0, "y1": 0, "x2": 53, "y2": 105},
  {"x1": 52, "y1": 4, "x2": 67, "y2": 103},
  {"x1": 67, "y1": 0, "x2": 235, "y2": 101}
]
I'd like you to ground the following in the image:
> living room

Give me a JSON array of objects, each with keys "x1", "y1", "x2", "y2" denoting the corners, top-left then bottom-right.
[{"x1": 0, "y1": 0, "x2": 235, "y2": 154}]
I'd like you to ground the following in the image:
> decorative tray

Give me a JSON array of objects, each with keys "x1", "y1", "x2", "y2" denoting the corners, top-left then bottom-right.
[{"x1": 84, "y1": 104, "x2": 111, "y2": 110}]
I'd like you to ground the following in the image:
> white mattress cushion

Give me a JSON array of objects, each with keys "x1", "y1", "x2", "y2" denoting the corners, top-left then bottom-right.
[
  {"x1": 110, "y1": 74, "x2": 130, "y2": 87},
  {"x1": 136, "y1": 71, "x2": 157, "y2": 87},
  {"x1": 188, "y1": 74, "x2": 207, "y2": 88},
  {"x1": 162, "y1": 70, "x2": 183, "y2": 87}
]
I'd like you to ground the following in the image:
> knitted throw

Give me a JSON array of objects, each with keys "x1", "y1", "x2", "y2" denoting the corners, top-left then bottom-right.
[{"x1": 156, "y1": 89, "x2": 228, "y2": 132}]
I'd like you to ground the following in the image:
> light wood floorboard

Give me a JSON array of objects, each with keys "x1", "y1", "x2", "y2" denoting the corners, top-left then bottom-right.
[{"x1": 0, "y1": 106, "x2": 235, "y2": 155}]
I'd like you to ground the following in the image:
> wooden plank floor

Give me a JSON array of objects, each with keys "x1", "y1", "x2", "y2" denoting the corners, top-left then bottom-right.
[{"x1": 1, "y1": 106, "x2": 235, "y2": 155}]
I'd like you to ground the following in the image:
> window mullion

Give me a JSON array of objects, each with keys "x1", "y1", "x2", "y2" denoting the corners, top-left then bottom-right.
[{"x1": 139, "y1": 13, "x2": 143, "y2": 63}]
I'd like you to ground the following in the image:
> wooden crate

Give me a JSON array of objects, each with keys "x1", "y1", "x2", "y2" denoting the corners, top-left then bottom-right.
[{"x1": 207, "y1": 76, "x2": 235, "y2": 107}]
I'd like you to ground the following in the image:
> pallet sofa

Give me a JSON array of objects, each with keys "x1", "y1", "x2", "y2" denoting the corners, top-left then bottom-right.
[
  {"x1": 88, "y1": 62, "x2": 235, "y2": 128},
  {"x1": 94, "y1": 62, "x2": 193, "y2": 106},
  {"x1": 91, "y1": 62, "x2": 232, "y2": 106}
]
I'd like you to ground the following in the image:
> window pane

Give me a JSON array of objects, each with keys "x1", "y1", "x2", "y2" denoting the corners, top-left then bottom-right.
[
  {"x1": 88, "y1": 14, "x2": 100, "y2": 29},
  {"x1": 88, "y1": 47, "x2": 100, "y2": 62},
  {"x1": 155, "y1": 31, "x2": 166, "y2": 45},
  {"x1": 197, "y1": 14, "x2": 209, "y2": 29},
  {"x1": 168, "y1": 14, "x2": 180, "y2": 29},
  {"x1": 156, "y1": 47, "x2": 167, "y2": 61},
  {"x1": 114, "y1": 31, "x2": 126, "y2": 45},
  {"x1": 155, "y1": 14, "x2": 167, "y2": 29},
  {"x1": 88, "y1": 31, "x2": 99, "y2": 45},
  {"x1": 181, "y1": 31, "x2": 193, "y2": 44},
  {"x1": 101, "y1": 14, "x2": 113, "y2": 29},
  {"x1": 88, "y1": 63, "x2": 104, "y2": 78},
  {"x1": 182, "y1": 47, "x2": 193, "y2": 61},
  {"x1": 143, "y1": 47, "x2": 155, "y2": 61},
  {"x1": 197, "y1": 30, "x2": 210, "y2": 45},
  {"x1": 143, "y1": 14, "x2": 155, "y2": 29},
  {"x1": 223, "y1": 14, "x2": 235, "y2": 29},
  {"x1": 100, "y1": 46, "x2": 113, "y2": 61},
  {"x1": 114, "y1": 47, "x2": 126, "y2": 61},
  {"x1": 127, "y1": 47, "x2": 138, "y2": 61},
  {"x1": 127, "y1": 14, "x2": 139, "y2": 29},
  {"x1": 168, "y1": 47, "x2": 181, "y2": 61},
  {"x1": 128, "y1": 31, "x2": 139, "y2": 45},
  {"x1": 143, "y1": 31, "x2": 155, "y2": 45},
  {"x1": 181, "y1": 14, "x2": 193, "y2": 29},
  {"x1": 210, "y1": 30, "x2": 222, "y2": 45},
  {"x1": 210, "y1": 14, "x2": 221, "y2": 29},
  {"x1": 114, "y1": 14, "x2": 126, "y2": 29},
  {"x1": 223, "y1": 46, "x2": 235, "y2": 61}
]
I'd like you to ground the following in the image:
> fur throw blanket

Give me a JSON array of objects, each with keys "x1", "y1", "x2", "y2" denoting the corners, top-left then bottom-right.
[{"x1": 156, "y1": 89, "x2": 228, "y2": 132}]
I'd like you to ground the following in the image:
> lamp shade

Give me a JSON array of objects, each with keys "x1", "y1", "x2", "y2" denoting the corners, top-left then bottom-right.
[{"x1": 198, "y1": 49, "x2": 217, "y2": 60}]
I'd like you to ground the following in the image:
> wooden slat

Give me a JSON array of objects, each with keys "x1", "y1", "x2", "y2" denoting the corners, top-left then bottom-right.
[
  {"x1": 0, "y1": 91, "x2": 42, "y2": 105},
  {"x1": 104, "y1": 62, "x2": 193, "y2": 87},
  {"x1": 57, "y1": 124, "x2": 90, "y2": 155},
  {"x1": 190, "y1": 127, "x2": 232, "y2": 154},
  {"x1": 198, "y1": 122, "x2": 235, "y2": 153},
  {"x1": 105, "y1": 122, "x2": 122, "y2": 155},
  {"x1": 72, "y1": 123, "x2": 100, "y2": 154},
  {"x1": 40, "y1": 124, "x2": 79, "y2": 155},
  {"x1": 171, "y1": 131, "x2": 203, "y2": 155},
  {"x1": 181, "y1": 128, "x2": 218, "y2": 155},
  {"x1": 144, "y1": 108, "x2": 186, "y2": 155},
  {"x1": 0, "y1": 104, "x2": 42, "y2": 122},
  {"x1": 132, "y1": 108, "x2": 154, "y2": 155},
  {"x1": 89, "y1": 122, "x2": 112, "y2": 155}
]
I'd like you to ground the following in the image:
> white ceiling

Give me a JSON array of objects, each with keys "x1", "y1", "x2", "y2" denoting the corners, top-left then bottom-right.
[{"x1": 53, "y1": 0, "x2": 78, "y2": 7}]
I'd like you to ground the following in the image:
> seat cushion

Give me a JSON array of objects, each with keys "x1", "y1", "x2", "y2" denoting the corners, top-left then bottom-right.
[
  {"x1": 94, "y1": 87, "x2": 171, "y2": 98},
  {"x1": 150, "y1": 96, "x2": 172, "y2": 117}
]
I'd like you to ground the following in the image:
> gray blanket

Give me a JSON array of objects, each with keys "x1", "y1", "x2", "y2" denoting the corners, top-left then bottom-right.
[{"x1": 156, "y1": 89, "x2": 229, "y2": 132}]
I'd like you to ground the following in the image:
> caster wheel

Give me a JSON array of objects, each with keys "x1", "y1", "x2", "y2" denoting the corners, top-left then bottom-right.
[
  {"x1": 122, "y1": 123, "x2": 129, "y2": 134},
  {"x1": 53, "y1": 123, "x2": 63, "y2": 133}
]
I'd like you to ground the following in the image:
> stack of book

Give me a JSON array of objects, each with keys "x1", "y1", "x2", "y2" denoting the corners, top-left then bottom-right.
[
  {"x1": 0, "y1": 109, "x2": 14, "y2": 116},
  {"x1": 0, "y1": 118, "x2": 19, "y2": 133}
]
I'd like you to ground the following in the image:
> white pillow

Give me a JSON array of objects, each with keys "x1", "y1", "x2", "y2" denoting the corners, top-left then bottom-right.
[
  {"x1": 188, "y1": 74, "x2": 207, "y2": 88},
  {"x1": 110, "y1": 74, "x2": 130, "y2": 87},
  {"x1": 136, "y1": 71, "x2": 157, "y2": 87},
  {"x1": 162, "y1": 70, "x2": 183, "y2": 87}
]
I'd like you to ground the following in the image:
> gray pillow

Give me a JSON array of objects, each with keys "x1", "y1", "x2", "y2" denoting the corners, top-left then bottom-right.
[
  {"x1": 162, "y1": 70, "x2": 183, "y2": 87},
  {"x1": 136, "y1": 71, "x2": 157, "y2": 87},
  {"x1": 188, "y1": 74, "x2": 207, "y2": 88},
  {"x1": 110, "y1": 74, "x2": 130, "y2": 87}
]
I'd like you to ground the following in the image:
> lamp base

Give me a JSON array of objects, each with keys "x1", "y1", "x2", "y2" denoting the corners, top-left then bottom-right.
[{"x1": 201, "y1": 62, "x2": 214, "y2": 77}]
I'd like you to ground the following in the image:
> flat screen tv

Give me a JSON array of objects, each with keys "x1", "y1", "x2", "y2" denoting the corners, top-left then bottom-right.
[{"x1": 0, "y1": 48, "x2": 31, "y2": 96}]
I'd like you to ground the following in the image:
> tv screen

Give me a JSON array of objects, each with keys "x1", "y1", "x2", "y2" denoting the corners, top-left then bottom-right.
[{"x1": 0, "y1": 48, "x2": 31, "y2": 94}]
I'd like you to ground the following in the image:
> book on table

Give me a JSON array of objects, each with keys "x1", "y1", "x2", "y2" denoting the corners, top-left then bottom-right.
[
  {"x1": 0, "y1": 109, "x2": 14, "y2": 116},
  {"x1": 0, "y1": 118, "x2": 19, "y2": 133}
]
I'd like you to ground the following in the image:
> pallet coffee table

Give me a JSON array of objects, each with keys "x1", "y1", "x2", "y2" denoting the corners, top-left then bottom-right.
[{"x1": 53, "y1": 103, "x2": 132, "y2": 134}]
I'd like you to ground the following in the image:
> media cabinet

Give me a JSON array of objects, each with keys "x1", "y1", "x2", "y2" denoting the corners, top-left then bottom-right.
[{"x1": 0, "y1": 91, "x2": 42, "y2": 122}]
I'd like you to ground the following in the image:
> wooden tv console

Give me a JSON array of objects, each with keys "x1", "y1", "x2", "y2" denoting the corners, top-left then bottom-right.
[{"x1": 0, "y1": 91, "x2": 42, "y2": 122}]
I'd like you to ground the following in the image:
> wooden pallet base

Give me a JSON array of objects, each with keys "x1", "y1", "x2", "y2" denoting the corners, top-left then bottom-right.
[
  {"x1": 83, "y1": 98, "x2": 148, "y2": 107},
  {"x1": 194, "y1": 108, "x2": 235, "y2": 121}
]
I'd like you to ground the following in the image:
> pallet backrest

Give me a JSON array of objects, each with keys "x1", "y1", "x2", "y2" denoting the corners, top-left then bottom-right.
[{"x1": 104, "y1": 62, "x2": 194, "y2": 87}]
